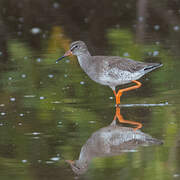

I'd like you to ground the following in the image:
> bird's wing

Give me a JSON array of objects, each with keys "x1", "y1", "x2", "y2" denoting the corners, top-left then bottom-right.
[{"x1": 93, "y1": 56, "x2": 147, "y2": 73}]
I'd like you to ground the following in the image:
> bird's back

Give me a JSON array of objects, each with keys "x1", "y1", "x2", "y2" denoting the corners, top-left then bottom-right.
[
  {"x1": 89, "y1": 56, "x2": 162, "y2": 87},
  {"x1": 92, "y1": 56, "x2": 162, "y2": 73}
]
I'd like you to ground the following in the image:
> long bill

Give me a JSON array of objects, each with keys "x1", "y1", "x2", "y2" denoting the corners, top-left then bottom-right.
[{"x1": 56, "y1": 50, "x2": 72, "y2": 63}]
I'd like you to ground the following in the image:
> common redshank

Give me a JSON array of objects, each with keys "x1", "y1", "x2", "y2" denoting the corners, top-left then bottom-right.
[{"x1": 56, "y1": 41, "x2": 162, "y2": 104}]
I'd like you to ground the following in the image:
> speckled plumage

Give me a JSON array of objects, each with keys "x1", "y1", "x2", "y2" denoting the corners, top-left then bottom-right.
[{"x1": 70, "y1": 41, "x2": 162, "y2": 90}]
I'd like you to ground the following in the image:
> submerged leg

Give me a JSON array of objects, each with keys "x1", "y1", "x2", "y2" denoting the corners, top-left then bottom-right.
[{"x1": 115, "y1": 80, "x2": 142, "y2": 105}]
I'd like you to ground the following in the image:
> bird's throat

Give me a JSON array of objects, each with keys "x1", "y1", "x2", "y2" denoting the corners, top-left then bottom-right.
[{"x1": 77, "y1": 52, "x2": 92, "y2": 72}]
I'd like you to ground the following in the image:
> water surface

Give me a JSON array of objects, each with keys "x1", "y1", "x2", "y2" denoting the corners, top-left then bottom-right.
[{"x1": 0, "y1": 1, "x2": 180, "y2": 180}]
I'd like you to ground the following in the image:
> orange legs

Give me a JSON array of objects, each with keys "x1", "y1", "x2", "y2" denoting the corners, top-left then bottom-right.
[
  {"x1": 114, "y1": 80, "x2": 142, "y2": 105},
  {"x1": 112, "y1": 81, "x2": 142, "y2": 130},
  {"x1": 112, "y1": 106, "x2": 142, "y2": 130}
]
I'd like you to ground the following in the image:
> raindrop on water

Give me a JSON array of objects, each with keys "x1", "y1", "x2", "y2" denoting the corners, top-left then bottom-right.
[
  {"x1": 1, "y1": 112, "x2": 6, "y2": 116},
  {"x1": 173, "y1": 25, "x2": 179, "y2": 31},
  {"x1": 173, "y1": 174, "x2": 180, "y2": 178},
  {"x1": 53, "y1": 2, "x2": 60, "y2": 8},
  {"x1": 18, "y1": 122, "x2": 22, "y2": 126},
  {"x1": 45, "y1": 161, "x2": 54, "y2": 164},
  {"x1": 10, "y1": 97, "x2": 16, "y2": 102},
  {"x1": 24, "y1": 95, "x2": 36, "y2": 98},
  {"x1": 33, "y1": 136, "x2": 40, "y2": 139},
  {"x1": 147, "y1": 52, "x2": 152, "y2": 56},
  {"x1": 84, "y1": 17, "x2": 89, "y2": 23},
  {"x1": 40, "y1": 96, "x2": 45, "y2": 100},
  {"x1": 153, "y1": 51, "x2": 159, "y2": 56},
  {"x1": 22, "y1": 159, "x2": 27, "y2": 163},
  {"x1": 31, "y1": 27, "x2": 41, "y2": 34},
  {"x1": 50, "y1": 157, "x2": 60, "y2": 161},
  {"x1": 154, "y1": 25, "x2": 160, "y2": 30},
  {"x1": 89, "y1": 121, "x2": 95, "y2": 124},
  {"x1": 115, "y1": 24, "x2": 120, "y2": 28},
  {"x1": 19, "y1": 113, "x2": 24, "y2": 117},
  {"x1": 36, "y1": 58, "x2": 41, "y2": 62},
  {"x1": 21, "y1": 74, "x2": 27, "y2": 78},
  {"x1": 42, "y1": 33, "x2": 47, "y2": 39},
  {"x1": 18, "y1": 17, "x2": 24, "y2": 23},
  {"x1": 32, "y1": 132, "x2": 41, "y2": 135},
  {"x1": 80, "y1": 81, "x2": 85, "y2": 85},
  {"x1": 155, "y1": 41, "x2": 160, "y2": 45},
  {"x1": 138, "y1": 16, "x2": 144, "y2": 22},
  {"x1": 123, "y1": 52, "x2": 129, "y2": 57},
  {"x1": 17, "y1": 31, "x2": 22, "y2": 36},
  {"x1": 48, "y1": 74, "x2": 54, "y2": 78}
]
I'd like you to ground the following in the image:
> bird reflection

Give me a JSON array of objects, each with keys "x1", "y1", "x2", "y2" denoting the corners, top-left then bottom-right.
[{"x1": 66, "y1": 106, "x2": 163, "y2": 175}]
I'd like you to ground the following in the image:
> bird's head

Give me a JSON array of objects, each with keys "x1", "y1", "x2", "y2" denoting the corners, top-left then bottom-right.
[{"x1": 56, "y1": 41, "x2": 88, "y2": 63}]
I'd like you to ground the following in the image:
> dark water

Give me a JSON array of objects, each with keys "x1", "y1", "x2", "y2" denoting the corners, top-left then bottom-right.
[{"x1": 0, "y1": 0, "x2": 180, "y2": 179}]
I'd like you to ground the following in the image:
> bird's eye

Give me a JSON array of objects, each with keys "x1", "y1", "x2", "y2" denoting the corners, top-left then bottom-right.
[{"x1": 71, "y1": 45, "x2": 78, "y2": 51}]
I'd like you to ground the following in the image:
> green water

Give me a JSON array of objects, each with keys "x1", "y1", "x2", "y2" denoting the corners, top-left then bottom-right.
[{"x1": 0, "y1": 0, "x2": 180, "y2": 179}]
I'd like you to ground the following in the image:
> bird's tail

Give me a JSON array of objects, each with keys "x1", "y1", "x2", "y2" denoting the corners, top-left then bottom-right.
[
  {"x1": 144, "y1": 63, "x2": 163, "y2": 73},
  {"x1": 145, "y1": 137, "x2": 164, "y2": 145}
]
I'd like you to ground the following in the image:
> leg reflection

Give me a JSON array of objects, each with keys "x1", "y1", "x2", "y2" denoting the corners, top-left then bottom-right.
[{"x1": 112, "y1": 106, "x2": 142, "y2": 130}]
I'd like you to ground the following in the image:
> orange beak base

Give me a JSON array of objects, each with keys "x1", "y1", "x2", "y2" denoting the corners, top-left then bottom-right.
[{"x1": 56, "y1": 50, "x2": 72, "y2": 63}]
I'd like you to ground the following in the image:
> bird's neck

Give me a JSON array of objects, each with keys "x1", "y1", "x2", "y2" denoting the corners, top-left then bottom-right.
[{"x1": 77, "y1": 51, "x2": 92, "y2": 71}]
